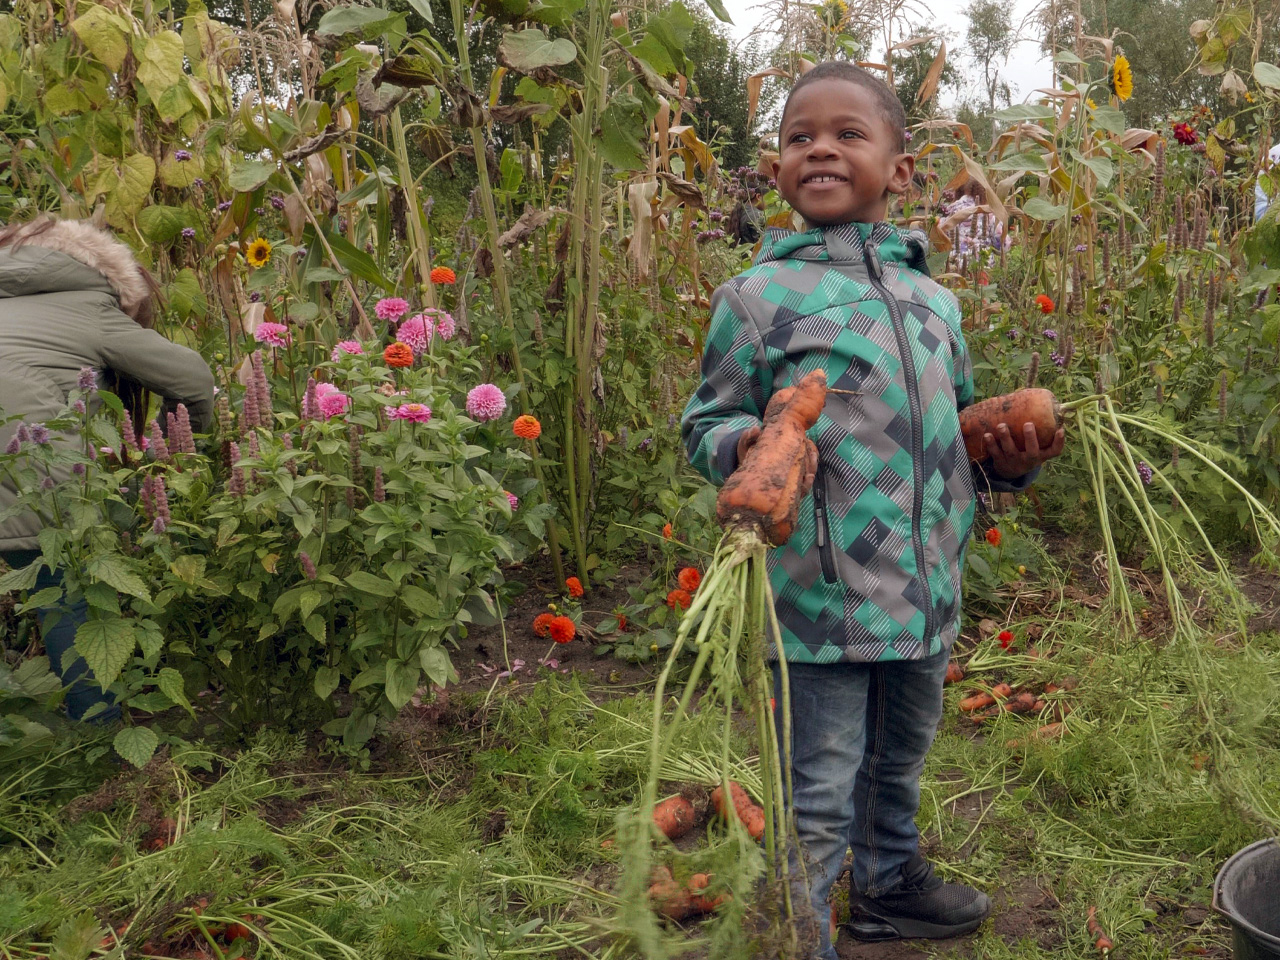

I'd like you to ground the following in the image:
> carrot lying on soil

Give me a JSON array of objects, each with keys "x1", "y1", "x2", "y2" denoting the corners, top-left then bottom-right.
[
  {"x1": 992, "y1": 682, "x2": 1013, "y2": 700},
  {"x1": 716, "y1": 369, "x2": 827, "y2": 545},
  {"x1": 648, "y1": 867, "x2": 730, "y2": 920},
  {"x1": 652, "y1": 794, "x2": 697, "y2": 840},
  {"x1": 958, "y1": 388, "x2": 1063, "y2": 462},
  {"x1": 959, "y1": 692, "x2": 996, "y2": 713},
  {"x1": 1086, "y1": 906, "x2": 1114, "y2": 954},
  {"x1": 711, "y1": 780, "x2": 766, "y2": 841},
  {"x1": 944, "y1": 661, "x2": 965, "y2": 685}
]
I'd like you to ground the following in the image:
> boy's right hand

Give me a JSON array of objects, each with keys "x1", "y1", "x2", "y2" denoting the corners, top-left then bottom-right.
[{"x1": 737, "y1": 427, "x2": 819, "y2": 499}]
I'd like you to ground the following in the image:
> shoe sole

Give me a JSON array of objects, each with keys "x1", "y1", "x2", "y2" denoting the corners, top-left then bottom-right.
[{"x1": 844, "y1": 909, "x2": 988, "y2": 942}]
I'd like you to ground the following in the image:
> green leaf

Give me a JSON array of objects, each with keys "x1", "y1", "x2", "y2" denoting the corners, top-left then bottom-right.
[
  {"x1": 1090, "y1": 105, "x2": 1127, "y2": 136},
  {"x1": 138, "y1": 204, "x2": 195, "y2": 243},
  {"x1": 314, "y1": 665, "x2": 341, "y2": 700},
  {"x1": 384, "y1": 658, "x2": 419, "y2": 710},
  {"x1": 988, "y1": 151, "x2": 1047, "y2": 173},
  {"x1": 229, "y1": 159, "x2": 277, "y2": 192},
  {"x1": 499, "y1": 29, "x2": 578, "y2": 71},
  {"x1": 106, "y1": 154, "x2": 156, "y2": 227},
  {"x1": 1023, "y1": 196, "x2": 1067, "y2": 221},
  {"x1": 157, "y1": 667, "x2": 194, "y2": 716},
  {"x1": 160, "y1": 153, "x2": 202, "y2": 188},
  {"x1": 113, "y1": 725, "x2": 159, "y2": 769},
  {"x1": 598, "y1": 93, "x2": 650, "y2": 170},
  {"x1": 419, "y1": 645, "x2": 453, "y2": 686},
  {"x1": 526, "y1": 0, "x2": 584, "y2": 27},
  {"x1": 43, "y1": 83, "x2": 90, "y2": 117},
  {"x1": 349, "y1": 663, "x2": 386, "y2": 692},
  {"x1": 1256, "y1": 61, "x2": 1280, "y2": 90},
  {"x1": 135, "y1": 30, "x2": 185, "y2": 106},
  {"x1": 304, "y1": 266, "x2": 348, "y2": 283},
  {"x1": 404, "y1": 0, "x2": 435, "y2": 23},
  {"x1": 0, "y1": 559, "x2": 41, "y2": 593},
  {"x1": 51, "y1": 911, "x2": 104, "y2": 960},
  {"x1": 86, "y1": 555, "x2": 151, "y2": 602},
  {"x1": 74, "y1": 618, "x2": 135, "y2": 689},
  {"x1": 70, "y1": 6, "x2": 131, "y2": 72},
  {"x1": 346, "y1": 571, "x2": 399, "y2": 598},
  {"x1": 169, "y1": 267, "x2": 207, "y2": 320},
  {"x1": 1075, "y1": 152, "x2": 1114, "y2": 189},
  {"x1": 993, "y1": 103, "x2": 1056, "y2": 122},
  {"x1": 316, "y1": 5, "x2": 403, "y2": 40}
]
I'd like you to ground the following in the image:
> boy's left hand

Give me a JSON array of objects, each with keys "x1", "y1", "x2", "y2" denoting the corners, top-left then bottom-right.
[{"x1": 984, "y1": 422, "x2": 1066, "y2": 479}]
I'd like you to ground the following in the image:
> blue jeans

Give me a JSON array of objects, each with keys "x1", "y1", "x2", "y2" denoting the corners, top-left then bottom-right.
[
  {"x1": 774, "y1": 651, "x2": 949, "y2": 959},
  {"x1": 1, "y1": 550, "x2": 120, "y2": 723}
]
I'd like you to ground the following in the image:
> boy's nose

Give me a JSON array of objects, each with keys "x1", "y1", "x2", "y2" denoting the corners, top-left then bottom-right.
[{"x1": 805, "y1": 137, "x2": 839, "y2": 159}]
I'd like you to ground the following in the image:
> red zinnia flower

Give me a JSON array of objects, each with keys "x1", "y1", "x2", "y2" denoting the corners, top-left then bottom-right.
[
  {"x1": 383, "y1": 342, "x2": 414, "y2": 368},
  {"x1": 513, "y1": 414, "x2": 542, "y2": 440},
  {"x1": 617, "y1": 613, "x2": 628, "y2": 632},
  {"x1": 430, "y1": 266, "x2": 457, "y2": 285},
  {"x1": 549, "y1": 615, "x2": 576, "y2": 643},
  {"x1": 986, "y1": 527, "x2": 1002, "y2": 548},
  {"x1": 997, "y1": 629, "x2": 1014, "y2": 649},
  {"x1": 533, "y1": 613, "x2": 555, "y2": 637},
  {"x1": 662, "y1": 522, "x2": 673, "y2": 539},
  {"x1": 566, "y1": 576, "x2": 584, "y2": 598},
  {"x1": 1034, "y1": 294, "x2": 1055, "y2": 314},
  {"x1": 666, "y1": 588, "x2": 692, "y2": 610},
  {"x1": 1172, "y1": 122, "x2": 1198, "y2": 146},
  {"x1": 677, "y1": 567, "x2": 701, "y2": 592}
]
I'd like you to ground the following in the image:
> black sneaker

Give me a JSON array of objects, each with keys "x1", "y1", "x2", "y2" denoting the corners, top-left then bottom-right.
[{"x1": 845, "y1": 854, "x2": 991, "y2": 941}]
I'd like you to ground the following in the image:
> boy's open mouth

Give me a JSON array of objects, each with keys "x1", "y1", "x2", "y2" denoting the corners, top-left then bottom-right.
[{"x1": 802, "y1": 173, "x2": 847, "y2": 185}]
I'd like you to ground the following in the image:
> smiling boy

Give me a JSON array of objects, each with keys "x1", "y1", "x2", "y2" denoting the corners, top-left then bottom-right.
[{"x1": 682, "y1": 62, "x2": 1063, "y2": 955}]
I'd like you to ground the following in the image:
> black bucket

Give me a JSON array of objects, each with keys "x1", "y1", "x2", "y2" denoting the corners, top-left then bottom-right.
[{"x1": 1214, "y1": 839, "x2": 1280, "y2": 960}]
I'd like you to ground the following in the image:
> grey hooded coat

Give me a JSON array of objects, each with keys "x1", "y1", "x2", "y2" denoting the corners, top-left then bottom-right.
[{"x1": 0, "y1": 220, "x2": 214, "y2": 552}]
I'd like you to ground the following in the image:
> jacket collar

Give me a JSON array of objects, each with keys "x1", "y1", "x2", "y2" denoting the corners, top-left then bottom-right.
[{"x1": 755, "y1": 221, "x2": 930, "y2": 275}]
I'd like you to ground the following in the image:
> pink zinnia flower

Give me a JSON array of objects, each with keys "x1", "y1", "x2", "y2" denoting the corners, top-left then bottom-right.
[
  {"x1": 466, "y1": 383, "x2": 507, "y2": 422},
  {"x1": 390, "y1": 402, "x2": 432, "y2": 423},
  {"x1": 435, "y1": 311, "x2": 456, "y2": 340},
  {"x1": 317, "y1": 390, "x2": 350, "y2": 419},
  {"x1": 314, "y1": 382, "x2": 340, "y2": 399},
  {"x1": 254, "y1": 322, "x2": 290, "y2": 348},
  {"x1": 331, "y1": 340, "x2": 363, "y2": 362},
  {"x1": 397, "y1": 314, "x2": 433, "y2": 355},
  {"x1": 375, "y1": 297, "x2": 409, "y2": 322},
  {"x1": 506, "y1": 491, "x2": 519, "y2": 511}
]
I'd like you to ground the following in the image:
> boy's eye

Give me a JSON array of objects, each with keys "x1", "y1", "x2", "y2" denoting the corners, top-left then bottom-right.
[
  {"x1": 841, "y1": 130, "x2": 863, "y2": 140},
  {"x1": 790, "y1": 133, "x2": 811, "y2": 144}
]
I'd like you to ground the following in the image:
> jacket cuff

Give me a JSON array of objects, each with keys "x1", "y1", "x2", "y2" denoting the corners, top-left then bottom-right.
[
  {"x1": 714, "y1": 428, "x2": 748, "y2": 483},
  {"x1": 972, "y1": 460, "x2": 1040, "y2": 495}
]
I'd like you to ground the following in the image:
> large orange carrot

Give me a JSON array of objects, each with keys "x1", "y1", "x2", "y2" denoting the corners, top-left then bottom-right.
[
  {"x1": 711, "y1": 781, "x2": 766, "y2": 841},
  {"x1": 717, "y1": 370, "x2": 827, "y2": 545},
  {"x1": 652, "y1": 795, "x2": 697, "y2": 840},
  {"x1": 959, "y1": 388, "x2": 1062, "y2": 462}
]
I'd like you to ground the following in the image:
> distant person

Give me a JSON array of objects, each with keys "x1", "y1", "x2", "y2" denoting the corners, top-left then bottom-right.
[
  {"x1": 0, "y1": 216, "x2": 214, "y2": 722},
  {"x1": 943, "y1": 179, "x2": 1007, "y2": 257}
]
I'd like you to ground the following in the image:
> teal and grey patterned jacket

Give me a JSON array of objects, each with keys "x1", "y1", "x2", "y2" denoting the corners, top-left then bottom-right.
[{"x1": 682, "y1": 222, "x2": 1033, "y2": 664}]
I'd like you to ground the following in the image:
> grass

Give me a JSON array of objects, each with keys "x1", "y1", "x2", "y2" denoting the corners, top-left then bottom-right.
[{"x1": 1, "y1": 549, "x2": 1279, "y2": 959}]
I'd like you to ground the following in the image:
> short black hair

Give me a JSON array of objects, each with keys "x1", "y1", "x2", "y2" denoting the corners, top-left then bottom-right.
[{"x1": 780, "y1": 61, "x2": 908, "y2": 154}]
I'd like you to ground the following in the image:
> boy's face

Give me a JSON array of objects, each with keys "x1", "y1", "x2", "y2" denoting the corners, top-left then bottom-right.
[{"x1": 773, "y1": 79, "x2": 914, "y2": 227}]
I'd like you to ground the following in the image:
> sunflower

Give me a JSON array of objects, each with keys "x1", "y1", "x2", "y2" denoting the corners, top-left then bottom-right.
[
  {"x1": 1111, "y1": 53, "x2": 1133, "y2": 102},
  {"x1": 245, "y1": 238, "x2": 272, "y2": 268}
]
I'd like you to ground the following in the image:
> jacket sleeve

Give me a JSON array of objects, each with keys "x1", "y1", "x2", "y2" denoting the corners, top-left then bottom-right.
[
  {"x1": 943, "y1": 294, "x2": 1040, "y2": 495},
  {"x1": 95, "y1": 308, "x2": 215, "y2": 432},
  {"x1": 681, "y1": 284, "x2": 773, "y2": 486}
]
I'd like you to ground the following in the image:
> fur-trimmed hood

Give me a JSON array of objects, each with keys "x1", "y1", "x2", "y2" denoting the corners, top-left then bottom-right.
[{"x1": 0, "y1": 219, "x2": 150, "y2": 314}]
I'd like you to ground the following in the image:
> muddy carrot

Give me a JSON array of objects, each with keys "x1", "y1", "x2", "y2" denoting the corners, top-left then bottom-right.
[
  {"x1": 945, "y1": 661, "x2": 965, "y2": 685},
  {"x1": 959, "y1": 388, "x2": 1062, "y2": 462},
  {"x1": 652, "y1": 795, "x2": 697, "y2": 840},
  {"x1": 1086, "y1": 906, "x2": 1113, "y2": 954}
]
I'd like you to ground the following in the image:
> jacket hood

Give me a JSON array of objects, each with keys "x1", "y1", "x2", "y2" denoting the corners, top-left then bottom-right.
[
  {"x1": 755, "y1": 221, "x2": 930, "y2": 273},
  {"x1": 0, "y1": 219, "x2": 150, "y2": 313}
]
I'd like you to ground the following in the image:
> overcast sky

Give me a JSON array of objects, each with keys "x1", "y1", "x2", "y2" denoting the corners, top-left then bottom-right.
[{"x1": 716, "y1": 0, "x2": 1055, "y2": 109}]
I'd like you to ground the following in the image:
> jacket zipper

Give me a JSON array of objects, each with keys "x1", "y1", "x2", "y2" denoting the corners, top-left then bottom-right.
[
  {"x1": 813, "y1": 473, "x2": 839, "y2": 584},
  {"x1": 864, "y1": 240, "x2": 935, "y2": 642}
]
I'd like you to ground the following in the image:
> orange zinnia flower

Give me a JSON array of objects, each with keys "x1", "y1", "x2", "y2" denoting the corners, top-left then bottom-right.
[
  {"x1": 566, "y1": 576, "x2": 584, "y2": 598},
  {"x1": 1035, "y1": 294, "x2": 1055, "y2": 314},
  {"x1": 383, "y1": 342, "x2": 414, "y2": 368},
  {"x1": 662, "y1": 522, "x2": 673, "y2": 539},
  {"x1": 985, "y1": 527, "x2": 1002, "y2": 547},
  {"x1": 513, "y1": 414, "x2": 542, "y2": 440},
  {"x1": 617, "y1": 613, "x2": 628, "y2": 632},
  {"x1": 677, "y1": 567, "x2": 701, "y2": 592},
  {"x1": 430, "y1": 266, "x2": 457, "y2": 285},
  {"x1": 666, "y1": 588, "x2": 692, "y2": 610},
  {"x1": 549, "y1": 615, "x2": 576, "y2": 643},
  {"x1": 533, "y1": 612, "x2": 555, "y2": 637}
]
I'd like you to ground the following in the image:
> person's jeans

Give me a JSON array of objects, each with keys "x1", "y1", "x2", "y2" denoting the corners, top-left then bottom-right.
[
  {"x1": 1, "y1": 549, "x2": 120, "y2": 723},
  {"x1": 773, "y1": 651, "x2": 949, "y2": 959}
]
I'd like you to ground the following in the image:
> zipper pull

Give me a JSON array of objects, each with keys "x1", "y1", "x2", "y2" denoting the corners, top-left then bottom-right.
[
  {"x1": 813, "y1": 481, "x2": 827, "y2": 548},
  {"x1": 864, "y1": 240, "x2": 882, "y2": 281}
]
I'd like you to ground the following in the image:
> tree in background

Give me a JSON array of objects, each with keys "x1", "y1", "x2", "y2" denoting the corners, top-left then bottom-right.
[
  {"x1": 686, "y1": 14, "x2": 773, "y2": 171},
  {"x1": 964, "y1": 0, "x2": 1014, "y2": 143}
]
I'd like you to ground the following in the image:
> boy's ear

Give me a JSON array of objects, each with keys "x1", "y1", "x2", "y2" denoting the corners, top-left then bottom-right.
[
  {"x1": 886, "y1": 152, "x2": 915, "y2": 196},
  {"x1": 771, "y1": 157, "x2": 781, "y2": 179}
]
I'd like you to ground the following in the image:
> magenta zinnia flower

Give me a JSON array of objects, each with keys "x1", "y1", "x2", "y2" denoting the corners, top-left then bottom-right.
[
  {"x1": 397, "y1": 314, "x2": 433, "y2": 355},
  {"x1": 466, "y1": 383, "x2": 507, "y2": 422},
  {"x1": 435, "y1": 311, "x2": 456, "y2": 341},
  {"x1": 390, "y1": 402, "x2": 432, "y2": 423},
  {"x1": 317, "y1": 390, "x2": 350, "y2": 419},
  {"x1": 254, "y1": 322, "x2": 290, "y2": 348},
  {"x1": 506, "y1": 491, "x2": 519, "y2": 511},
  {"x1": 375, "y1": 297, "x2": 409, "y2": 322},
  {"x1": 331, "y1": 340, "x2": 363, "y2": 362}
]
